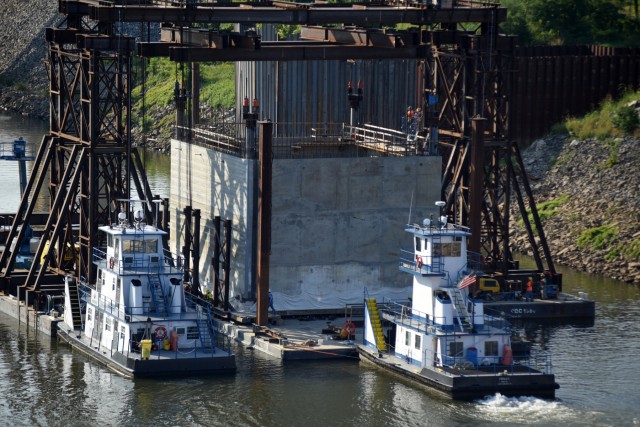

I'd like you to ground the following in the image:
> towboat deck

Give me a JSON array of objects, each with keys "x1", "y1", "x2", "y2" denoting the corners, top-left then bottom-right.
[{"x1": 57, "y1": 320, "x2": 236, "y2": 378}]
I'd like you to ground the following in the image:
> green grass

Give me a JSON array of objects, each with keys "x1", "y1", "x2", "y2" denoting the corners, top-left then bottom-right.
[
  {"x1": 577, "y1": 223, "x2": 618, "y2": 251},
  {"x1": 598, "y1": 138, "x2": 621, "y2": 170},
  {"x1": 518, "y1": 194, "x2": 569, "y2": 235},
  {"x1": 565, "y1": 89, "x2": 640, "y2": 140},
  {"x1": 131, "y1": 58, "x2": 235, "y2": 120}
]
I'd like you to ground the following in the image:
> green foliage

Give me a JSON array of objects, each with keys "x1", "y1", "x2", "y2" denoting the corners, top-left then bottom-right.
[
  {"x1": 598, "y1": 138, "x2": 620, "y2": 169},
  {"x1": 500, "y1": 0, "x2": 640, "y2": 47},
  {"x1": 276, "y1": 24, "x2": 301, "y2": 40},
  {"x1": 577, "y1": 223, "x2": 618, "y2": 250},
  {"x1": 612, "y1": 105, "x2": 640, "y2": 134},
  {"x1": 519, "y1": 194, "x2": 569, "y2": 229},
  {"x1": 131, "y1": 58, "x2": 235, "y2": 128},
  {"x1": 199, "y1": 62, "x2": 235, "y2": 109},
  {"x1": 548, "y1": 122, "x2": 568, "y2": 135},
  {"x1": 622, "y1": 239, "x2": 640, "y2": 260},
  {"x1": 565, "y1": 90, "x2": 640, "y2": 140}
]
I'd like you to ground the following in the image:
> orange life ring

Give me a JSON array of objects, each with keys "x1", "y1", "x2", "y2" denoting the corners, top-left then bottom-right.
[
  {"x1": 109, "y1": 257, "x2": 115, "y2": 269},
  {"x1": 416, "y1": 255, "x2": 423, "y2": 268},
  {"x1": 154, "y1": 326, "x2": 167, "y2": 340},
  {"x1": 343, "y1": 321, "x2": 356, "y2": 336}
]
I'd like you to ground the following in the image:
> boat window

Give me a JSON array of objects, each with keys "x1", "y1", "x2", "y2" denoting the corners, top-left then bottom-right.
[
  {"x1": 414, "y1": 335, "x2": 421, "y2": 350},
  {"x1": 415, "y1": 237, "x2": 421, "y2": 251},
  {"x1": 87, "y1": 307, "x2": 92, "y2": 321},
  {"x1": 405, "y1": 331, "x2": 411, "y2": 346},
  {"x1": 122, "y1": 238, "x2": 159, "y2": 254},
  {"x1": 448, "y1": 341, "x2": 463, "y2": 357},
  {"x1": 114, "y1": 238, "x2": 120, "y2": 259},
  {"x1": 432, "y1": 242, "x2": 461, "y2": 257},
  {"x1": 485, "y1": 341, "x2": 498, "y2": 356},
  {"x1": 187, "y1": 326, "x2": 200, "y2": 340},
  {"x1": 107, "y1": 234, "x2": 113, "y2": 248},
  {"x1": 105, "y1": 317, "x2": 112, "y2": 332}
]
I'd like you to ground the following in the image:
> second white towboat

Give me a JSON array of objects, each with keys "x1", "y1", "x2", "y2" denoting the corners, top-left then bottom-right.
[{"x1": 358, "y1": 206, "x2": 559, "y2": 400}]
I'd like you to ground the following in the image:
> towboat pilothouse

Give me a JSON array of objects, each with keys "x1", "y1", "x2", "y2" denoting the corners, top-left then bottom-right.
[
  {"x1": 57, "y1": 211, "x2": 236, "y2": 377},
  {"x1": 358, "y1": 204, "x2": 559, "y2": 400}
]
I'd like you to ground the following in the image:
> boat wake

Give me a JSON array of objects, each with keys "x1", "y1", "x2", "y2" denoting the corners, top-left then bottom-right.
[{"x1": 474, "y1": 393, "x2": 585, "y2": 424}]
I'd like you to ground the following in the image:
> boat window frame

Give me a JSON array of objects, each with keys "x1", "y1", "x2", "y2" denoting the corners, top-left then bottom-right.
[
  {"x1": 415, "y1": 237, "x2": 422, "y2": 252},
  {"x1": 485, "y1": 341, "x2": 498, "y2": 356},
  {"x1": 414, "y1": 334, "x2": 421, "y2": 350},
  {"x1": 448, "y1": 341, "x2": 463, "y2": 358},
  {"x1": 405, "y1": 330, "x2": 411, "y2": 347}
]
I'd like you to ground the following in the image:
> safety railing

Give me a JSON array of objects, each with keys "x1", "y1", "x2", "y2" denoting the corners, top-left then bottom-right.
[
  {"x1": 92, "y1": 247, "x2": 184, "y2": 275},
  {"x1": 440, "y1": 349, "x2": 554, "y2": 376},
  {"x1": 379, "y1": 299, "x2": 512, "y2": 335}
]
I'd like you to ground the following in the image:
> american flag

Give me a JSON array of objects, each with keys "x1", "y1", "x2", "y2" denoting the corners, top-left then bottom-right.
[{"x1": 458, "y1": 273, "x2": 477, "y2": 289}]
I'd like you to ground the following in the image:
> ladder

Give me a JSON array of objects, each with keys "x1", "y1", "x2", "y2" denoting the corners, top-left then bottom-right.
[
  {"x1": 147, "y1": 274, "x2": 167, "y2": 316},
  {"x1": 446, "y1": 288, "x2": 472, "y2": 332},
  {"x1": 66, "y1": 280, "x2": 83, "y2": 330},
  {"x1": 195, "y1": 305, "x2": 216, "y2": 353},
  {"x1": 431, "y1": 232, "x2": 443, "y2": 273},
  {"x1": 366, "y1": 298, "x2": 387, "y2": 352}
]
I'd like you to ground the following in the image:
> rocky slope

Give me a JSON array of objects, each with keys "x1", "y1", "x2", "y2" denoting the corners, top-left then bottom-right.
[
  {"x1": 511, "y1": 133, "x2": 640, "y2": 284},
  {"x1": 0, "y1": 0, "x2": 57, "y2": 119}
]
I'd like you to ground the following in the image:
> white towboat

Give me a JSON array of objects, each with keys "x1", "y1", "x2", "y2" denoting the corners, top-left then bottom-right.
[
  {"x1": 57, "y1": 211, "x2": 236, "y2": 377},
  {"x1": 358, "y1": 206, "x2": 559, "y2": 400}
]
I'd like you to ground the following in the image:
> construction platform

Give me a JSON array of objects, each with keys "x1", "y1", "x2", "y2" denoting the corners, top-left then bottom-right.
[
  {"x1": 223, "y1": 314, "x2": 361, "y2": 361},
  {"x1": 484, "y1": 292, "x2": 595, "y2": 321},
  {"x1": 0, "y1": 293, "x2": 62, "y2": 336}
]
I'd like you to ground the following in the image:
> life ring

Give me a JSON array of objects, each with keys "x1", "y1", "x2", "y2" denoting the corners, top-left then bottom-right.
[
  {"x1": 109, "y1": 257, "x2": 115, "y2": 269},
  {"x1": 154, "y1": 326, "x2": 167, "y2": 340},
  {"x1": 415, "y1": 254, "x2": 423, "y2": 269},
  {"x1": 343, "y1": 321, "x2": 356, "y2": 336}
]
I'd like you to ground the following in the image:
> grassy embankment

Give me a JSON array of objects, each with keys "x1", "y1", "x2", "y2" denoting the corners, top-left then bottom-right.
[
  {"x1": 547, "y1": 90, "x2": 640, "y2": 262},
  {"x1": 131, "y1": 58, "x2": 235, "y2": 141}
]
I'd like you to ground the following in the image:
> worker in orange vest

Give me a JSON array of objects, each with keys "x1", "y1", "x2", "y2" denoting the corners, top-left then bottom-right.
[{"x1": 525, "y1": 277, "x2": 534, "y2": 302}]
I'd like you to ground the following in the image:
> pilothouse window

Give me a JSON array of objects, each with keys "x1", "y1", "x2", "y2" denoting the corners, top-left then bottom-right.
[
  {"x1": 122, "y1": 238, "x2": 159, "y2": 254},
  {"x1": 433, "y1": 242, "x2": 462, "y2": 257},
  {"x1": 415, "y1": 237, "x2": 421, "y2": 252}
]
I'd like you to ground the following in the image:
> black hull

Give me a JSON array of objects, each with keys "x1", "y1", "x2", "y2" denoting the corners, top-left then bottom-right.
[
  {"x1": 357, "y1": 346, "x2": 558, "y2": 401},
  {"x1": 57, "y1": 324, "x2": 236, "y2": 378}
]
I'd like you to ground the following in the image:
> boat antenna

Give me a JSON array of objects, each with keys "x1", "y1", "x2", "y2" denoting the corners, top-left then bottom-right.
[{"x1": 407, "y1": 185, "x2": 415, "y2": 226}]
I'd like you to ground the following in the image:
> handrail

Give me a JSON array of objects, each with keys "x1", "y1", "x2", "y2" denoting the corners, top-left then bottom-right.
[{"x1": 92, "y1": 247, "x2": 184, "y2": 275}]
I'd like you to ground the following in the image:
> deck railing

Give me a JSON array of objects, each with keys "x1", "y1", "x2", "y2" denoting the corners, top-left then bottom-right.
[{"x1": 92, "y1": 247, "x2": 184, "y2": 275}]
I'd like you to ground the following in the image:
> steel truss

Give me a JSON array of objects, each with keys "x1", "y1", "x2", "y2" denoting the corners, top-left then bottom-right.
[
  {"x1": 1, "y1": 0, "x2": 556, "y2": 303},
  {"x1": 0, "y1": 25, "x2": 161, "y2": 299}
]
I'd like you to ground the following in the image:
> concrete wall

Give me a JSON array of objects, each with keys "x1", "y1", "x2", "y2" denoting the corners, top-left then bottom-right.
[
  {"x1": 171, "y1": 138, "x2": 442, "y2": 310},
  {"x1": 170, "y1": 139, "x2": 257, "y2": 301}
]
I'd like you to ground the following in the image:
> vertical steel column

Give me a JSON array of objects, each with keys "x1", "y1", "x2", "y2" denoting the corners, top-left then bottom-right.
[
  {"x1": 223, "y1": 219, "x2": 232, "y2": 312},
  {"x1": 212, "y1": 216, "x2": 221, "y2": 307},
  {"x1": 468, "y1": 118, "x2": 485, "y2": 255},
  {"x1": 182, "y1": 205, "x2": 192, "y2": 284},
  {"x1": 256, "y1": 121, "x2": 273, "y2": 326},
  {"x1": 192, "y1": 208, "x2": 201, "y2": 294}
]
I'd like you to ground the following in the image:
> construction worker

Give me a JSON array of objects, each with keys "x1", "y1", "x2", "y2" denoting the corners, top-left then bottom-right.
[
  {"x1": 525, "y1": 277, "x2": 534, "y2": 302},
  {"x1": 268, "y1": 289, "x2": 276, "y2": 315}
]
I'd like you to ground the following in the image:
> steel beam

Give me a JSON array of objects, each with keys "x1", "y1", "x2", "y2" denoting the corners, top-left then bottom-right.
[
  {"x1": 86, "y1": 4, "x2": 506, "y2": 26},
  {"x1": 166, "y1": 44, "x2": 426, "y2": 61}
]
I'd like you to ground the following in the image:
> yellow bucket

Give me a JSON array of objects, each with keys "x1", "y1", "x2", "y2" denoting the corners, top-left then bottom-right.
[
  {"x1": 141, "y1": 339, "x2": 152, "y2": 360},
  {"x1": 163, "y1": 339, "x2": 170, "y2": 351}
]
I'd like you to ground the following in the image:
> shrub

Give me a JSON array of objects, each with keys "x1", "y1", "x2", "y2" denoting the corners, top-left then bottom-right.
[
  {"x1": 612, "y1": 105, "x2": 640, "y2": 134},
  {"x1": 577, "y1": 224, "x2": 618, "y2": 250}
]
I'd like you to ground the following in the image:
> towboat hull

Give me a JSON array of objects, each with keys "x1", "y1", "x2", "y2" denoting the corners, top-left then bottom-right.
[{"x1": 358, "y1": 345, "x2": 557, "y2": 401}]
